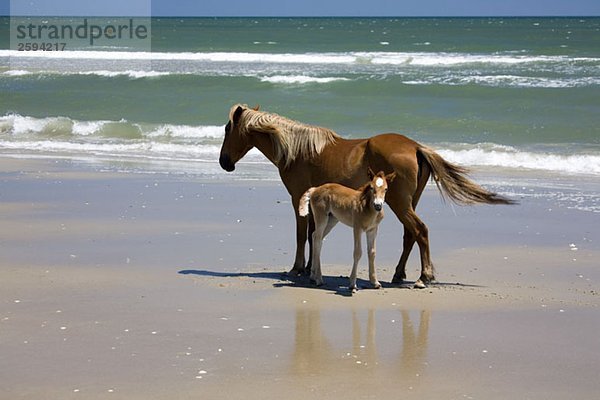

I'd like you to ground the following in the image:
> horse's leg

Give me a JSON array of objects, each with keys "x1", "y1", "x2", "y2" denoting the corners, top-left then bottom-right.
[
  {"x1": 402, "y1": 209, "x2": 434, "y2": 288},
  {"x1": 289, "y1": 209, "x2": 308, "y2": 276},
  {"x1": 392, "y1": 227, "x2": 416, "y2": 284},
  {"x1": 310, "y1": 210, "x2": 328, "y2": 287},
  {"x1": 387, "y1": 194, "x2": 434, "y2": 288},
  {"x1": 349, "y1": 227, "x2": 363, "y2": 293},
  {"x1": 306, "y1": 215, "x2": 315, "y2": 274},
  {"x1": 366, "y1": 227, "x2": 381, "y2": 289},
  {"x1": 390, "y1": 157, "x2": 429, "y2": 284}
]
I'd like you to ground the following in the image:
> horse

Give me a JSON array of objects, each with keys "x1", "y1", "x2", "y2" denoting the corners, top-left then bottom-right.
[
  {"x1": 298, "y1": 169, "x2": 396, "y2": 292},
  {"x1": 219, "y1": 104, "x2": 514, "y2": 288}
]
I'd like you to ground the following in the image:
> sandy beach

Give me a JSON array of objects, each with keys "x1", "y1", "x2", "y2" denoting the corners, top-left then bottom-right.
[{"x1": 1, "y1": 157, "x2": 598, "y2": 400}]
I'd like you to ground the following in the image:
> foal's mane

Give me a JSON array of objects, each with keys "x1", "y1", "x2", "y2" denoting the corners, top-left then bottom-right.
[{"x1": 230, "y1": 104, "x2": 340, "y2": 168}]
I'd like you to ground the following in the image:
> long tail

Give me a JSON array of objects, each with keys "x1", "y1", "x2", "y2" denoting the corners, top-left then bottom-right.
[
  {"x1": 298, "y1": 188, "x2": 315, "y2": 217},
  {"x1": 417, "y1": 145, "x2": 516, "y2": 205}
]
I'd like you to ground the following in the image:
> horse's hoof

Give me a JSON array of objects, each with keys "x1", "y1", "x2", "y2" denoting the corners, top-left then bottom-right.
[
  {"x1": 413, "y1": 280, "x2": 426, "y2": 289},
  {"x1": 350, "y1": 286, "x2": 358, "y2": 294},
  {"x1": 391, "y1": 274, "x2": 405, "y2": 284},
  {"x1": 372, "y1": 281, "x2": 382, "y2": 289},
  {"x1": 310, "y1": 278, "x2": 324, "y2": 287},
  {"x1": 288, "y1": 268, "x2": 304, "y2": 277}
]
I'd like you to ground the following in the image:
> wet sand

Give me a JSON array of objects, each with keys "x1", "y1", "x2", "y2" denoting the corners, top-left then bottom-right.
[{"x1": 1, "y1": 157, "x2": 599, "y2": 399}]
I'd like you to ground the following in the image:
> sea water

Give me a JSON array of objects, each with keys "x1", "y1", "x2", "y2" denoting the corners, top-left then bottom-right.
[{"x1": 1, "y1": 17, "x2": 599, "y2": 211}]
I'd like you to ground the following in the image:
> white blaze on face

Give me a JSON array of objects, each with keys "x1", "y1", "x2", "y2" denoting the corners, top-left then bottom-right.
[{"x1": 373, "y1": 177, "x2": 386, "y2": 209}]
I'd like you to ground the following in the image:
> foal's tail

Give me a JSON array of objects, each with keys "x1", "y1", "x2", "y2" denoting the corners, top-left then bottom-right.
[
  {"x1": 417, "y1": 145, "x2": 516, "y2": 205},
  {"x1": 298, "y1": 188, "x2": 315, "y2": 217}
]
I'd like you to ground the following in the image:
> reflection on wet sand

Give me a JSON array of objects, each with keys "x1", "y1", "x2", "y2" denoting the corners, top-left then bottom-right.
[
  {"x1": 292, "y1": 307, "x2": 431, "y2": 388},
  {"x1": 399, "y1": 310, "x2": 430, "y2": 380}
]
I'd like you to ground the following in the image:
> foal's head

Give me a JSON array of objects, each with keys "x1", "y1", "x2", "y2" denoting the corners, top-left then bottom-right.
[{"x1": 366, "y1": 169, "x2": 397, "y2": 212}]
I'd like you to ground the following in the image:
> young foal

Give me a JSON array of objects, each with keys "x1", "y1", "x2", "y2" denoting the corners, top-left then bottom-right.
[{"x1": 298, "y1": 170, "x2": 396, "y2": 293}]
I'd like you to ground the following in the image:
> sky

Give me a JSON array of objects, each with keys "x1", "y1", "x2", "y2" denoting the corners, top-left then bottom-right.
[{"x1": 3, "y1": 0, "x2": 600, "y2": 17}]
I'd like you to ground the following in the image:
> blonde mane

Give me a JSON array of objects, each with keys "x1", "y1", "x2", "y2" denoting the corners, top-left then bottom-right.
[{"x1": 230, "y1": 104, "x2": 340, "y2": 168}]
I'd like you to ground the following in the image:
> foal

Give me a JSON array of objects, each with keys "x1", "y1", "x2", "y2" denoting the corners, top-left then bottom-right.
[{"x1": 298, "y1": 170, "x2": 396, "y2": 293}]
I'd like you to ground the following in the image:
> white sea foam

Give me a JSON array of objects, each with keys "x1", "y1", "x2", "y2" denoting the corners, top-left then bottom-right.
[
  {"x1": 1, "y1": 115, "x2": 598, "y2": 177},
  {"x1": 0, "y1": 114, "x2": 224, "y2": 140},
  {"x1": 438, "y1": 145, "x2": 600, "y2": 176},
  {"x1": 404, "y1": 75, "x2": 600, "y2": 88},
  {"x1": 72, "y1": 120, "x2": 107, "y2": 136},
  {"x1": 2, "y1": 69, "x2": 32, "y2": 76},
  {"x1": 2, "y1": 49, "x2": 596, "y2": 67},
  {"x1": 78, "y1": 70, "x2": 174, "y2": 79},
  {"x1": 260, "y1": 75, "x2": 350, "y2": 84},
  {"x1": 5, "y1": 68, "x2": 596, "y2": 88},
  {"x1": 0, "y1": 139, "x2": 267, "y2": 165},
  {"x1": 145, "y1": 124, "x2": 224, "y2": 139},
  {"x1": 2, "y1": 69, "x2": 176, "y2": 79}
]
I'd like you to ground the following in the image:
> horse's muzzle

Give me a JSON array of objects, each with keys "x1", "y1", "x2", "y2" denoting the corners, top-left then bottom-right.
[
  {"x1": 219, "y1": 153, "x2": 235, "y2": 172},
  {"x1": 374, "y1": 203, "x2": 383, "y2": 212}
]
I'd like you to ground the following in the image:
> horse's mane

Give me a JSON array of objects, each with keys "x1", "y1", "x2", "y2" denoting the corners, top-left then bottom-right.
[{"x1": 230, "y1": 104, "x2": 340, "y2": 168}]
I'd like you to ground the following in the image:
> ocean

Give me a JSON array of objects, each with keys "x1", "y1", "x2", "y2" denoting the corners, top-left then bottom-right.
[{"x1": 1, "y1": 17, "x2": 599, "y2": 211}]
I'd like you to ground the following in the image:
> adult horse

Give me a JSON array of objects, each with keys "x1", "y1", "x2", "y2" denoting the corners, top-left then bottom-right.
[{"x1": 219, "y1": 104, "x2": 514, "y2": 288}]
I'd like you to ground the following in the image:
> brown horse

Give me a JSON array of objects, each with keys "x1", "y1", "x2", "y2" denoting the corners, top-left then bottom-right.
[{"x1": 219, "y1": 104, "x2": 514, "y2": 287}]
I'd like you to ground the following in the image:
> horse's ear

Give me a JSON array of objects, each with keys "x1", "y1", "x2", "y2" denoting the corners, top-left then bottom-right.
[
  {"x1": 252, "y1": 104, "x2": 260, "y2": 111},
  {"x1": 385, "y1": 171, "x2": 397, "y2": 183},
  {"x1": 367, "y1": 167, "x2": 375, "y2": 180},
  {"x1": 232, "y1": 106, "x2": 244, "y2": 124}
]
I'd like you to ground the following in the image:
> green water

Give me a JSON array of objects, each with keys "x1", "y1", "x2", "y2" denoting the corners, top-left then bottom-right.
[{"x1": 0, "y1": 17, "x2": 599, "y2": 183}]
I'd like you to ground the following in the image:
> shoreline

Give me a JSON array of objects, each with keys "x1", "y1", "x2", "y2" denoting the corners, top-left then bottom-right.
[{"x1": 1, "y1": 156, "x2": 598, "y2": 399}]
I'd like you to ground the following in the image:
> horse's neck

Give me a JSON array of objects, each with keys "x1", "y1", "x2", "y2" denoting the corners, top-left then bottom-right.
[{"x1": 250, "y1": 130, "x2": 280, "y2": 166}]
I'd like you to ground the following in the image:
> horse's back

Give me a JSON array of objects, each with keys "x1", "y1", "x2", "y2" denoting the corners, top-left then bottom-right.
[
  {"x1": 366, "y1": 133, "x2": 420, "y2": 172},
  {"x1": 368, "y1": 133, "x2": 419, "y2": 156},
  {"x1": 312, "y1": 182, "x2": 358, "y2": 203}
]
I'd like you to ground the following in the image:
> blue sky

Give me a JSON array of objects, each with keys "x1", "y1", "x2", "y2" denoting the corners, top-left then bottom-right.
[{"x1": 4, "y1": 0, "x2": 600, "y2": 16}]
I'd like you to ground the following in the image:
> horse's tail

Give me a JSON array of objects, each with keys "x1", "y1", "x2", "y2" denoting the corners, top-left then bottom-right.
[
  {"x1": 417, "y1": 145, "x2": 516, "y2": 205},
  {"x1": 298, "y1": 188, "x2": 315, "y2": 217}
]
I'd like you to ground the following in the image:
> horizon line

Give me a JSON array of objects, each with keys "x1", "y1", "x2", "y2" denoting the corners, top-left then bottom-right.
[{"x1": 2, "y1": 14, "x2": 599, "y2": 18}]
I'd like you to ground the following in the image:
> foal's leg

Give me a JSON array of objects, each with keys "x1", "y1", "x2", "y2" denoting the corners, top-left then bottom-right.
[
  {"x1": 349, "y1": 227, "x2": 363, "y2": 293},
  {"x1": 322, "y1": 215, "x2": 338, "y2": 238},
  {"x1": 366, "y1": 227, "x2": 381, "y2": 289},
  {"x1": 310, "y1": 210, "x2": 328, "y2": 286},
  {"x1": 310, "y1": 215, "x2": 337, "y2": 286}
]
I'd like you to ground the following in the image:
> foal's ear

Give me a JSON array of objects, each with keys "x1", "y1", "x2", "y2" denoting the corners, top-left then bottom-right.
[
  {"x1": 367, "y1": 167, "x2": 375, "y2": 180},
  {"x1": 385, "y1": 171, "x2": 397, "y2": 183},
  {"x1": 252, "y1": 104, "x2": 260, "y2": 111},
  {"x1": 232, "y1": 106, "x2": 244, "y2": 124}
]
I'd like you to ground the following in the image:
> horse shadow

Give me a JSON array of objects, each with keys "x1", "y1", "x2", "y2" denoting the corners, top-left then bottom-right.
[
  {"x1": 178, "y1": 268, "x2": 484, "y2": 297},
  {"x1": 178, "y1": 268, "x2": 357, "y2": 296}
]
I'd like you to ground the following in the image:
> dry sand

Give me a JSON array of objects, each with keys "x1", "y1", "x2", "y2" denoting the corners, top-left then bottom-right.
[{"x1": 0, "y1": 157, "x2": 598, "y2": 399}]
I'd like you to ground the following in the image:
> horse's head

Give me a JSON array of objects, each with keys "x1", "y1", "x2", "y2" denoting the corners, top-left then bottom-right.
[
  {"x1": 367, "y1": 168, "x2": 397, "y2": 212},
  {"x1": 219, "y1": 104, "x2": 258, "y2": 172}
]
